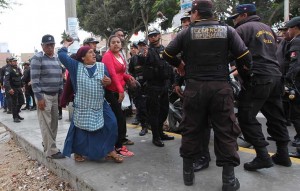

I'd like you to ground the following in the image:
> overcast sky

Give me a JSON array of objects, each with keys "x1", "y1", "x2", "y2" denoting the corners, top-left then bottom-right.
[{"x1": 0, "y1": 0, "x2": 89, "y2": 55}]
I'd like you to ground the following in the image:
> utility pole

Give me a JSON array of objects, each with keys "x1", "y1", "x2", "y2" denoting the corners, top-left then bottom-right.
[
  {"x1": 284, "y1": 0, "x2": 289, "y2": 22},
  {"x1": 64, "y1": 0, "x2": 79, "y2": 53},
  {"x1": 65, "y1": 0, "x2": 77, "y2": 28}
]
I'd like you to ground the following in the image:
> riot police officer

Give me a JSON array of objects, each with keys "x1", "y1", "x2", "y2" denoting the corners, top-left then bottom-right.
[
  {"x1": 128, "y1": 41, "x2": 149, "y2": 136},
  {"x1": 139, "y1": 28, "x2": 174, "y2": 147},
  {"x1": 0, "y1": 57, "x2": 13, "y2": 114},
  {"x1": 284, "y1": 16, "x2": 300, "y2": 158},
  {"x1": 163, "y1": 0, "x2": 252, "y2": 190},
  {"x1": 229, "y1": 4, "x2": 292, "y2": 171},
  {"x1": 4, "y1": 57, "x2": 25, "y2": 122}
]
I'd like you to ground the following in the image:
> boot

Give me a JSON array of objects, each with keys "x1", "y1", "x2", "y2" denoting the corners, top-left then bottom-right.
[
  {"x1": 272, "y1": 143, "x2": 292, "y2": 167},
  {"x1": 183, "y1": 158, "x2": 194, "y2": 186},
  {"x1": 222, "y1": 166, "x2": 240, "y2": 191},
  {"x1": 17, "y1": 114, "x2": 24, "y2": 120},
  {"x1": 139, "y1": 127, "x2": 148, "y2": 136},
  {"x1": 244, "y1": 147, "x2": 273, "y2": 171}
]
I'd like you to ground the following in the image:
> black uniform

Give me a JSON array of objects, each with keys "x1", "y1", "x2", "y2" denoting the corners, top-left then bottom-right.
[
  {"x1": 163, "y1": 20, "x2": 252, "y2": 167},
  {"x1": 4, "y1": 65, "x2": 25, "y2": 120},
  {"x1": 0, "y1": 64, "x2": 13, "y2": 112},
  {"x1": 128, "y1": 54, "x2": 148, "y2": 128},
  {"x1": 285, "y1": 36, "x2": 300, "y2": 145},
  {"x1": 235, "y1": 15, "x2": 290, "y2": 150},
  {"x1": 22, "y1": 66, "x2": 36, "y2": 110},
  {"x1": 139, "y1": 44, "x2": 173, "y2": 145}
]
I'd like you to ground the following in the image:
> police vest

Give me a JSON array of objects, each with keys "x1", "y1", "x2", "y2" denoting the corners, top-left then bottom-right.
[
  {"x1": 143, "y1": 46, "x2": 172, "y2": 82},
  {"x1": 8, "y1": 66, "x2": 22, "y2": 88},
  {"x1": 183, "y1": 22, "x2": 229, "y2": 80}
]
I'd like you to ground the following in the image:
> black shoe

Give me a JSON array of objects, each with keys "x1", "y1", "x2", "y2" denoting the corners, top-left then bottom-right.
[
  {"x1": 193, "y1": 156, "x2": 210, "y2": 172},
  {"x1": 160, "y1": 133, "x2": 174, "y2": 140},
  {"x1": 7, "y1": 110, "x2": 12, "y2": 114},
  {"x1": 49, "y1": 152, "x2": 65, "y2": 159},
  {"x1": 13, "y1": 118, "x2": 21, "y2": 123},
  {"x1": 292, "y1": 137, "x2": 300, "y2": 147},
  {"x1": 17, "y1": 115, "x2": 24, "y2": 120},
  {"x1": 21, "y1": 107, "x2": 29, "y2": 110},
  {"x1": 244, "y1": 157, "x2": 273, "y2": 171},
  {"x1": 152, "y1": 138, "x2": 164, "y2": 147},
  {"x1": 3, "y1": 108, "x2": 7, "y2": 112},
  {"x1": 139, "y1": 128, "x2": 148, "y2": 136},
  {"x1": 58, "y1": 114, "x2": 62, "y2": 120},
  {"x1": 271, "y1": 153, "x2": 292, "y2": 167},
  {"x1": 131, "y1": 118, "x2": 140, "y2": 125},
  {"x1": 183, "y1": 158, "x2": 194, "y2": 186},
  {"x1": 289, "y1": 151, "x2": 300, "y2": 159}
]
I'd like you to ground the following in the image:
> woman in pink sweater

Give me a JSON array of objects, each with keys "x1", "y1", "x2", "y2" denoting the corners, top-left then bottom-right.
[{"x1": 102, "y1": 35, "x2": 135, "y2": 157}]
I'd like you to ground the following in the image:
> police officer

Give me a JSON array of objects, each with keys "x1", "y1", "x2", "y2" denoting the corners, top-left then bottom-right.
[
  {"x1": 229, "y1": 4, "x2": 292, "y2": 170},
  {"x1": 4, "y1": 57, "x2": 25, "y2": 122},
  {"x1": 128, "y1": 40, "x2": 149, "y2": 136},
  {"x1": 139, "y1": 28, "x2": 174, "y2": 147},
  {"x1": 163, "y1": 0, "x2": 252, "y2": 189},
  {"x1": 283, "y1": 16, "x2": 300, "y2": 158},
  {"x1": 21, "y1": 61, "x2": 36, "y2": 111},
  {"x1": 0, "y1": 57, "x2": 13, "y2": 114},
  {"x1": 276, "y1": 26, "x2": 293, "y2": 128},
  {"x1": 83, "y1": 37, "x2": 102, "y2": 62},
  {"x1": 180, "y1": 11, "x2": 191, "y2": 29}
]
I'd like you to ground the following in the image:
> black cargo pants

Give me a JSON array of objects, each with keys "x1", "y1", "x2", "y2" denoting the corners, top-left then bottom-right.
[{"x1": 180, "y1": 80, "x2": 240, "y2": 167}]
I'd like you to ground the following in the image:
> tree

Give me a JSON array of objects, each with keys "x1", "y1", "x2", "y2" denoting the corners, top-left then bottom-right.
[{"x1": 77, "y1": 0, "x2": 180, "y2": 43}]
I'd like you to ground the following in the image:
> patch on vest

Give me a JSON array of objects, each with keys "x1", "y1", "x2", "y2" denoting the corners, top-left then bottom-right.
[
  {"x1": 291, "y1": 51, "x2": 297, "y2": 58},
  {"x1": 191, "y1": 25, "x2": 227, "y2": 40}
]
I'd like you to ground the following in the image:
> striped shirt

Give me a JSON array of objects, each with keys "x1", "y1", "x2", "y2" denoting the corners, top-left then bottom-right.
[{"x1": 30, "y1": 51, "x2": 63, "y2": 101}]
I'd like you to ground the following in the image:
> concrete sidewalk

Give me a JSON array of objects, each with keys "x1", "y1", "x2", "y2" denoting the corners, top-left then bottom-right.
[{"x1": 1, "y1": 109, "x2": 300, "y2": 191}]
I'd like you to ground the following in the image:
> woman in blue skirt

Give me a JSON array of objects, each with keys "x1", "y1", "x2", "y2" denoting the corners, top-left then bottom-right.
[{"x1": 58, "y1": 40, "x2": 122, "y2": 163}]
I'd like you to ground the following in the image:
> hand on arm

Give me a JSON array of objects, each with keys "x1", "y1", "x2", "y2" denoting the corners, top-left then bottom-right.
[{"x1": 102, "y1": 75, "x2": 111, "y2": 86}]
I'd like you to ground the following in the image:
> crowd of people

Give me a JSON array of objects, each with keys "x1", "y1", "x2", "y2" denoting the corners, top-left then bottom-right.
[{"x1": 0, "y1": 0, "x2": 300, "y2": 190}]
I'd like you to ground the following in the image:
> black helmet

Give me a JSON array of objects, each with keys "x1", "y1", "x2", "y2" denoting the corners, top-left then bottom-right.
[
  {"x1": 83, "y1": 37, "x2": 99, "y2": 45},
  {"x1": 148, "y1": 28, "x2": 160, "y2": 36}
]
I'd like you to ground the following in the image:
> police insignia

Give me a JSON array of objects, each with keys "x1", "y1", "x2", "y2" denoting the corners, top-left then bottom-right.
[{"x1": 291, "y1": 51, "x2": 297, "y2": 58}]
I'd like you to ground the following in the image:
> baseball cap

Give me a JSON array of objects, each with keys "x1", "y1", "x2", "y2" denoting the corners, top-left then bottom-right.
[
  {"x1": 41, "y1": 34, "x2": 55, "y2": 44},
  {"x1": 137, "y1": 39, "x2": 148, "y2": 46},
  {"x1": 188, "y1": 0, "x2": 213, "y2": 14},
  {"x1": 83, "y1": 37, "x2": 99, "y2": 45},
  {"x1": 285, "y1": 16, "x2": 300, "y2": 28},
  {"x1": 10, "y1": 57, "x2": 17, "y2": 61},
  {"x1": 130, "y1": 42, "x2": 138, "y2": 49},
  {"x1": 229, "y1": 4, "x2": 256, "y2": 19},
  {"x1": 148, "y1": 28, "x2": 160, "y2": 36}
]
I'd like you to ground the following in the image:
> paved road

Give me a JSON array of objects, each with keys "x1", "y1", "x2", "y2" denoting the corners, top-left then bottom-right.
[{"x1": 0, "y1": 108, "x2": 299, "y2": 191}]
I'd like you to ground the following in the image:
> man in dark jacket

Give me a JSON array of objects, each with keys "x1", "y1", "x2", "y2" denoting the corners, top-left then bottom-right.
[
  {"x1": 4, "y1": 57, "x2": 25, "y2": 122},
  {"x1": 229, "y1": 4, "x2": 292, "y2": 170},
  {"x1": 21, "y1": 61, "x2": 36, "y2": 110},
  {"x1": 163, "y1": 0, "x2": 252, "y2": 189},
  {"x1": 284, "y1": 16, "x2": 300, "y2": 158}
]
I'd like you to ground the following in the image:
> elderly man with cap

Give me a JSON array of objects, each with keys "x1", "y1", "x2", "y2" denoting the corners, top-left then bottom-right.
[
  {"x1": 180, "y1": 11, "x2": 191, "y2": 29},
  {"x1": 283, "y1": 16, "x2": 300, "y2": 159},
  {"x1": 83, "y1": 37, "x2": 102, "y2": 62},
  {"x1": 4, "y1": 57, "x2": 25, "y2": 122},
  {"x1": 31, "y1": 34, "x2": 64, "y2": 159},
  {"x1": 229, "y1": 4, "x2": 292, "y2": 171},
  {"x1": 163, "y1": 0, "x2": 252, "y2": 190},
  {"x1": 21, "y1": 60, "x2": 36, "y2": 111}
]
